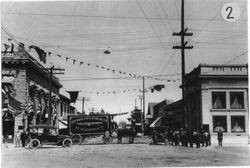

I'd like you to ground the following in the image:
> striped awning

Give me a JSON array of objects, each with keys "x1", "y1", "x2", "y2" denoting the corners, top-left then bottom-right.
[{"x1": 150, "y1": 117, "x2": 162, "y2": 128}]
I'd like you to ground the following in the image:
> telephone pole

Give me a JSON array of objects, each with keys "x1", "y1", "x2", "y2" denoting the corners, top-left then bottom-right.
[
  {"x1": 139, "y1": 77, "x2": 146, "y2": 134},
  {"x1": 46, "y1": 65, "x2": 65, "y2": 126},
  {"x1": 172, "y1": 0, "x2": 193, "y2": 127},
  {"x1": 81, "y1": 97, "x2": 90, "y2": 114}
]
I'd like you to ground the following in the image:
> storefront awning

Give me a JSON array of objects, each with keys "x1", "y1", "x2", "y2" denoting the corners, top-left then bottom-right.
[
  {"x1": 58, "y1": 119, "x2": 68, "y2": 129},
  {"x1": 150, "y1": 117, "x2": 162, "y2": 128}
]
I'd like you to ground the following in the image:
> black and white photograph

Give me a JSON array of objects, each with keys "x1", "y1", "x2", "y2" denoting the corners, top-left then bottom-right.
[{"x1": 1, "y1": 0, "x2": 249, "y2": 167}]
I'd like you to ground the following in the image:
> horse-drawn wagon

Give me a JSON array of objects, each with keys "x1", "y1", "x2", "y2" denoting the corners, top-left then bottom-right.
[{"x1": 67, "y1": 114, "x2": 115, "y2": 144}]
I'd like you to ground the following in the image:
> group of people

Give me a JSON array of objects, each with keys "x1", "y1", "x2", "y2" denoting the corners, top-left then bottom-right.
[
  {"x1": 166, "y1": 128, "x2": 212, "y2": 148},
  {"x1": 12, "y1": 129, "x2": 30, "y2": 148}
]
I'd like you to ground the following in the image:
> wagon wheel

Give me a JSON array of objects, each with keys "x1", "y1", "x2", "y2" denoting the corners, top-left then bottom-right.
[
  {"x1": 30, "y1": 139, "x2": 40, "y2": 149},
  {"x1": 63, "y1": 138, "x2": 72, "y2": 147},
  {"x1": 71, "y1": 134, "x2": 83, "y2": 145}
]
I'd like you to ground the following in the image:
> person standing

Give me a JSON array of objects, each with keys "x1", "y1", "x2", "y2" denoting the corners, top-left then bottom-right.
[
  {"x1": 195, "y1": 130, "x2": 201, "y2": 148},
  {"x1": 20, "y1": 130, "x2": 27, "y2": 147},
  {"x1": 204, "y1": 131, "x2": 209, "y2": 147},
  {"x1": 208, "y1": 131, "x2": 211, "y2": 146},
  {"x1": 14, "y1": 130, "x2": 21, "y2": 147},
  {"x1": 217, "y1": 129, "x2": 223, "y2": 147}
]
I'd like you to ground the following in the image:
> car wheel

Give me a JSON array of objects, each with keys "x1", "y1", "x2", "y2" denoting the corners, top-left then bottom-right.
[
  {"x1": 71, "y1": 134, "x2": 82, "y2": 145},
  {"x1": 63, "y1": 138, "x2": 72, "y2": 147},
  {"x1": 30, "y1": 139, "x2": 40, "y2": 149}
]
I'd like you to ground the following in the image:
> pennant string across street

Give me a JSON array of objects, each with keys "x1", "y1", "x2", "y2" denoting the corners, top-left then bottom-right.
[{"x1": 3, "y1": 38, "x2": 179, "y2": 82}]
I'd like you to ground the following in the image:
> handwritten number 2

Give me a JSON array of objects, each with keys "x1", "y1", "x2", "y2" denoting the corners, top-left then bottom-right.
[{"x1": 226, "y1": 6, "x2": 234, "y2": 19}]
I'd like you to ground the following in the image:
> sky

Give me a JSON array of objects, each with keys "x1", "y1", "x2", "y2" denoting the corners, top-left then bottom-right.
[{"x1": 1, "y1": 0, "x2": 248, "y2": 122}]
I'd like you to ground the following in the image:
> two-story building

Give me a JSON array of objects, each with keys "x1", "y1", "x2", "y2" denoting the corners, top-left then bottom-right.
[
  {"x1": 185, "y1": 64, "x2": 248, "y2": 145},
  {"x1": 2, "y1": 44, "x2": 62, "y2": 136}
]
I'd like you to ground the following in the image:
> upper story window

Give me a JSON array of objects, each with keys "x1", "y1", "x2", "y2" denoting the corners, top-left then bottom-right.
[
  {"x1": 230, "y1": 92, "x2": 244, "y2": 109},
  {"x1": 212, "y1": 92, "x2": 226, "y2": 109}
]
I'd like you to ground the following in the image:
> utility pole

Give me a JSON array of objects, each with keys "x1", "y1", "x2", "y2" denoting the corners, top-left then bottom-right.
[
  {"x1": 172, "y1": 0, "x2": 193, "y2": 127},
  {"x1": 46, "y1": 65, "x2": 65, "y2": 126},
  {"x1": 141, "y1": 76, "x2": 146, "y2": 134},
  {"x1": 81, "y1": 97, "x2": 90, "y2": 114}
]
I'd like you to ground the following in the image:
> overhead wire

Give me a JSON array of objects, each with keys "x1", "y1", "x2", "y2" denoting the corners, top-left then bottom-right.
[{"x1": 136, "y1": 0, "x2": 168, "y2": 50}]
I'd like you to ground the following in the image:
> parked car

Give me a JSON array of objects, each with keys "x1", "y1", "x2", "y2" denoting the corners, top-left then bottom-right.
[{"x1": 27, "y1": 125, "x2": 73, "y2": 149}]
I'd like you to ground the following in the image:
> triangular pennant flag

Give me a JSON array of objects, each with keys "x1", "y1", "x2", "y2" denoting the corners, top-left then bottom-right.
[
  {"x1": 10, "y1": 43, "x2": 14, "y2": 53},
  {"x1": 3, "y1": 43, "x2": 10, "y2": 53}
]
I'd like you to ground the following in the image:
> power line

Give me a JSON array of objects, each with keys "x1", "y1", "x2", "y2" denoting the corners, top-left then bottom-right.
[
  {"x1": 3, "y1": 11, "x2": 247, "y2": 22},
  {"x1": 136, "y1": 0, "x2": 168, "y2": 50},
  {"x1": 202, "y1": 51, "x2": 248, "y2": 75}
]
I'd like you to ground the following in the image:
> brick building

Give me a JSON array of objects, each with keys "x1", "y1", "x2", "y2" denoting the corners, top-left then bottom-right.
[{"x1": 2, "y1": 48, "x2": 62, "y2": 136}]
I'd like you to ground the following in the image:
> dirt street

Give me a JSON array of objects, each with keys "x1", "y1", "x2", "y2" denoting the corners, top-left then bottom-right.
[{"x1": 1, "y1": 137, "x2": 250, "y2": 168}]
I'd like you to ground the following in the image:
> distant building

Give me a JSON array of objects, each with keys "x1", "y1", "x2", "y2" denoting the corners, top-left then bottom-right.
[
  {"x1": 2, "y1": 46, "x2": 62, "y2": 136},
  {"x1": 159, "y1": 100, "x2": 183, "y2": 129},
  {"x1": 185, "y1": 64, "x2": 248, "y2": 143},
  {"x1": 146, "y1": 102, "x2": 157, "y2": 125},
  {"x1": 146, "y1": 100, "x2": 175, "y2": 130}
]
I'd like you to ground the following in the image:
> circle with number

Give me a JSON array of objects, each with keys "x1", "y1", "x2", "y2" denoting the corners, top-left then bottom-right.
[{"x1": 221, "y1": 3, "x2": 240, "y2": 22}]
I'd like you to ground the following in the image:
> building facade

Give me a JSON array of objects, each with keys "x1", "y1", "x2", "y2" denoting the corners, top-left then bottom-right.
[
  {"x1": 185, "y1": 64, "x2": 248, "y2": 143},
  {"x1": 2, "y1": 48, "x2": 62, "y2": 136}
]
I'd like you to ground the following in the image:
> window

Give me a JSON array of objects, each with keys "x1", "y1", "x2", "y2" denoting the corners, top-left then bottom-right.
[
  {"x1": 231, "y1": 116, "x2": 245, "y2": 132},
  {"x1": 213, "y1": 116, "x2": 227, "y2": 132},
  {"x1": 212, "y1": 92, "x2": 226, "y2": 109},
  {"x1": 230, "y1": 92, "x2": 244, "y2": 109}
]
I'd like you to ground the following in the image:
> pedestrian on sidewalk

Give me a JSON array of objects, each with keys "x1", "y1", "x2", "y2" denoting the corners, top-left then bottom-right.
[
  {"x1": 3, "y1": 134, "x2": 9, "y2": 148},
  {"x1": 14, "y1": 130, "x2": 21, "y2": 147},
  {"x1": 208, "y1": 131, "x2": 211, "y2": 146},
  {"x1": 20, "y1": 130, "x2": 28, "y2": 147},
  {"x1": 217, "y1": 129, "x2": 223, "y2": 147}
]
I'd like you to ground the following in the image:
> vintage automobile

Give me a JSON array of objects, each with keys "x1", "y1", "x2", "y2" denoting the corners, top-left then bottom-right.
[
  {"x1": 150, "y1": 117, "x2": 169, "y2": 145},
  {"x1": 27, "y1": 125, "x2": 73, "y2": 149}
]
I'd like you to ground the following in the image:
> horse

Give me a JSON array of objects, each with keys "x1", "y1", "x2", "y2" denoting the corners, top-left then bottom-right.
[{"x1": 116, "y1": 127, "x2": 136, "y2": 144}]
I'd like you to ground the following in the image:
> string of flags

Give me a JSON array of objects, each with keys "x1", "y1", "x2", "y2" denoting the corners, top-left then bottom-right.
[
  {"x1": 3, "y1": 39, "x2": 180, "y2": 82},
  {"x1": 82, "y1": 87, "x2": 166, "y2": 95}
]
